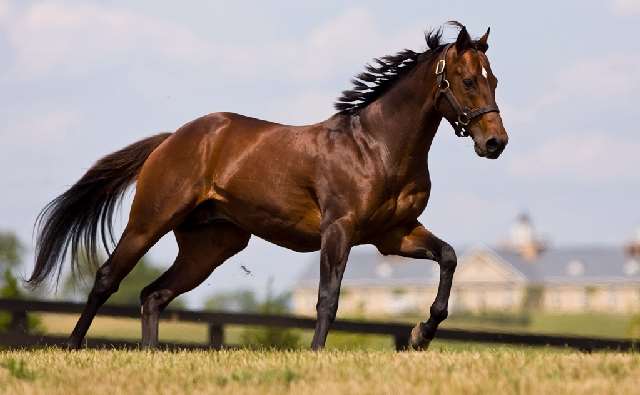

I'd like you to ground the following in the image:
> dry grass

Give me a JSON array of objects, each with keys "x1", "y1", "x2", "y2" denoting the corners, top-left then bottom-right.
[
  {"x1": 38, "y1": 314, "x2": 209, "y2": 344},
  {"x1": 19, "y1": 314, "x2": 639, "y2": 394},
  {"x1": 0, "y1": 348, "x2": 638, "y2": 395},
  {"x1": 37, "y1": 313, "x2": 394, "y2": 349}
]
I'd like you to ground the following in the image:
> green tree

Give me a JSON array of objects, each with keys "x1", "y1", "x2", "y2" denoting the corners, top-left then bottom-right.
[
  {"x1": 1, "y1": 269, "x2": 23, "y2": 299},
  {"x1": 205, "y1": 289, "x2": 259, "y2": 312},
  {"x1": 0, "y1": 230, "x2": 26, "y2": 297},
  {"x1": 0, "y1": 231, "x2": 24, "y2": 268},
  {"x1": 524, "y1": 285, "x2": 544, "y2": 311},
  {"x1": 240, "y1": 289, "x2": 300, "y2": 349},
  {"x1": 629, "y1": 315, "x2": 640, "y2": 339},
  {"x1": 0, "y1": 230, "x2": 41, "y2": 332},
  {"x1": 0, "y1": 231, "x2": 25, "y2": 298},
  {"x1": 205, "y1": 280, "x2": 301, "y2": 349},
  {"x1": 239, "y1": 279, "x2": 300, "y2": 349}
]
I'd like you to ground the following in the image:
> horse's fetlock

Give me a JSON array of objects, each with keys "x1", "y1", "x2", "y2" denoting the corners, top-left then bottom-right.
[{"x1": 430, "y1": 303, "x2": 449, "y2": 322}]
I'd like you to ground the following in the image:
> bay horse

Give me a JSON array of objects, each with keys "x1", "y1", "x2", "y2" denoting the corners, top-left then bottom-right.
[{"x1": 29, "y1": 21, "x2": 508, "y2": 350}]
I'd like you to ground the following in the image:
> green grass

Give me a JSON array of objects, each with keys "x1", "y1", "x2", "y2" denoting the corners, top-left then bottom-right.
[
  {"x1": 440, "y1": 312, "x2": 636, "y2": 339},
  {"x1": 1, "y1": 358, "x2": 36, "y2": 381},
  {"x1": 38, "y1": 313, "x2": 209, "y2": 344},
  {"x1": 6, "y1": 313, "x2": 639, "y2": 394},
  {"x1": 527, "y1": 313, "x2": 633, "y2": 338},
  {"x1": 37, "y1": 314, "x2": 395, "y2": 350},
  {"x1": 0, "y1": 348, "x2": 638, "y2": 394},
  {"x1": 35, "y1": 311, "x2": 638, "y2": 353}
]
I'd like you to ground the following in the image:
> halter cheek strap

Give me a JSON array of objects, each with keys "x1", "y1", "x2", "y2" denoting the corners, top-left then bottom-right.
[{"x1": 434, "y1": 44, "x2": 500, "y2": 138}]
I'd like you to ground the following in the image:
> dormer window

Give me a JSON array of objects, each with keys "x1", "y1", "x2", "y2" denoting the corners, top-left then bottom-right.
[
  {"x1": 566, "y1": 260, "x2": 585, "y2": 276},
  {"x1": 376, "y1": 262, "x2": 393, "y2": 278},
  {"x1": 624, "y1": 259, "x2": 640, "y2": 276},
  {"x1": 625, "y1": 227, "x2": 640, "y2": 258}
]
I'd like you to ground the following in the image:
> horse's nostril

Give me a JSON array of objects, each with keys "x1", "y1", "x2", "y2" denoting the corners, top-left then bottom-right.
[{"x1": 486, "y1": 138, "x2": 500, "y2": 153}]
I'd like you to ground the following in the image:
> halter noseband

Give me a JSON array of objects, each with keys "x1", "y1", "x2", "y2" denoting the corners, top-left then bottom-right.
[{"x1": 434, "y1": 44, "x2": 500, "y2": 138}]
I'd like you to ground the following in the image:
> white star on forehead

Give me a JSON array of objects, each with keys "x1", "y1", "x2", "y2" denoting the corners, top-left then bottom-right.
[{"x1": 481, "y1": 66, "x2": 488, "y2": 79}]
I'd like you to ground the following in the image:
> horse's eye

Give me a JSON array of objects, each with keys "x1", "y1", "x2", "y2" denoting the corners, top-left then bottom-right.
[{"x1": 463, "y1": 78, "x2": 474, "y2": 89}]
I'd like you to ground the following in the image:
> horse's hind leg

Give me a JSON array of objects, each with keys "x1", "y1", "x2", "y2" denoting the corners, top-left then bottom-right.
[
  {"x1": 67, "y1": 184, "x2": 198, "y2": 349},
  {"x1": 67, "y1": 226, "x2": 165, "y2": 349},
  {"x1": 139, "y1": 221, "x2": 250, "y2": 348}
]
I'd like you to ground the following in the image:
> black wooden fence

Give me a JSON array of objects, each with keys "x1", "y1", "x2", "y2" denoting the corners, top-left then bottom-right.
[{"x1": 0, "y1": 298, "x2": 636, "y2": 352}]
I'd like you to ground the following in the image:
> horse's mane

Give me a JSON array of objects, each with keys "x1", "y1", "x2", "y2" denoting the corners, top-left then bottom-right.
[
  {"x1": 334, "y1": 21, "x2": 485, "y2": 114},
  {"x1": 334, "y1": 28, "x2": 444, "y2": 114}
]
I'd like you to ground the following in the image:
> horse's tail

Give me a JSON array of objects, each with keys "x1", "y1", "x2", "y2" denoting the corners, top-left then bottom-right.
[{"x1": 27, "y1": 132, "x2": 172, "y2": 288}]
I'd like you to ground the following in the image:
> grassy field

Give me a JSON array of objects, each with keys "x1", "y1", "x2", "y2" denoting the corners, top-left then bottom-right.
[
  {"x1": 37, "y1": 313, "x2": 396, "y2": 349},
  {"x1": 0, "y1": 348, "x2": 639, "y2": 394},
  {"x1": 6, "y1": 313, "x2": 640, "y2": 394},
  {"x1": 442, "y1": 312, "x2": 637, "y2": 339},
  {"x1": 36, "y1": 310, "x2": 639, "y2": 351}
]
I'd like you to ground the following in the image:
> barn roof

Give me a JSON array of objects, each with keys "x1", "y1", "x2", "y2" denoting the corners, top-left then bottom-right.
[
  {"x1": 296, "y1": 247, "x2": 440, "y2": 288},
  {"x1": 296, "y1": 245, "x2": 640, "y2": 288},
  {"x1": 491, "y1": 247, "x2": 640, "y2": 284}
]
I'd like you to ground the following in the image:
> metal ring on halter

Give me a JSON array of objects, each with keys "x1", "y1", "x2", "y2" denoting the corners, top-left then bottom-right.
[
  {"x1": 458, "y1": 112, "x2": 471, "y2": 126},
  {"x1": 439, "y1": 79, "x2": 450, "y2": 90}
]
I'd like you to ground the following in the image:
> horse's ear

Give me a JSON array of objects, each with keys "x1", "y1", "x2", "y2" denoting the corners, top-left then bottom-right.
[
  {"x1": 477, "y1": 27, "x2": 490, "y2": 53},
  {"x1": 455, "y1": 26, "x2": 473, "y2": 54}
]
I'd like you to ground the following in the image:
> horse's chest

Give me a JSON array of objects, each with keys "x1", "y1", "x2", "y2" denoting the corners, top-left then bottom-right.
[
  {"x1": 392, "y1": 189, "x2": 429, "y2": 221},
  {"x1": 366, "y1": 187, "x2": 429, "y2": 231}
]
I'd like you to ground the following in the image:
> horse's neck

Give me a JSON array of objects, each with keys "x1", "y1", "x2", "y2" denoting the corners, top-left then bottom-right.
[{"x1": 359, "y1": 64, "x2": 442, "y2": 170}]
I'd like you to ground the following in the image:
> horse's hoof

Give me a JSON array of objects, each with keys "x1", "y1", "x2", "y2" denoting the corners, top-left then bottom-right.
[
  {"x1": 141, "y1": 343, "x2": 159, "y2": 351},
  {"x1": 65, "y1": 339, "x2": 82, "y2": 351},
  {"x1": 409, "y1": 324, "x2": 431, "y2": 351}
]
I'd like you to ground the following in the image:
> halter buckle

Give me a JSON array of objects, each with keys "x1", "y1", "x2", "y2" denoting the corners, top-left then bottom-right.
[{"x1": 435, "y1": 60, "x2": 446, "y2": 75}]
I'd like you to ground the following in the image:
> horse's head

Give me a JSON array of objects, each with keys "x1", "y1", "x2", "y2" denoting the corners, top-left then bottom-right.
[{"x1": 435, "y1": 23, "x2": 509, "y2": 159}]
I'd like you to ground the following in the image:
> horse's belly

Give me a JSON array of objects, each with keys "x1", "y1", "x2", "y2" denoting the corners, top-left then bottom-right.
[{"x1": 213, "y1": 196, "x2": 322, "y2": 253}]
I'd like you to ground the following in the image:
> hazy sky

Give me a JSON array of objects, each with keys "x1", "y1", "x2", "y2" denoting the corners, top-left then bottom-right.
[{"x1": 1, "y1": 0, "x2": 639, "y2": 305}]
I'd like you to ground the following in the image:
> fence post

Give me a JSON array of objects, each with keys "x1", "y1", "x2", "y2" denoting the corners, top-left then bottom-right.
[
  {"x1": 9, "y1": 310, "x2": 28, "y2": 334},
  {"x1": 394, "y1": 333, "x2": 409, "y2": 351},
  {"x1": 208, "y1": 324, "x2": 224, "y2": 350}
]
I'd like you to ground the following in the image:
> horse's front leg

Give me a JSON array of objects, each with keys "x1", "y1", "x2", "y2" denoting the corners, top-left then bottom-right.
[
  {"x1": 375, "y1": 221, "x2": 457, "y2": 350},
  {"x1": 311, "y1": 215, "x2": 355, "y2": 350}
]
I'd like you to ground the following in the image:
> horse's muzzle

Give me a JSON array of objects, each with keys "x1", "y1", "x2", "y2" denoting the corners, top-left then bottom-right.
[
  {"x1": 474, "y1": 136, "x2": 507, "y2": 159},
  {"x1": 485, "y1": 137, "x2": 507, "y2": 158}
]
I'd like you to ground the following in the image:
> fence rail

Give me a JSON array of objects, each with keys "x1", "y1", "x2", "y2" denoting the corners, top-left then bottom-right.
[{"x1": 0, "y1": 298, "x2": 636, "y2": 352}]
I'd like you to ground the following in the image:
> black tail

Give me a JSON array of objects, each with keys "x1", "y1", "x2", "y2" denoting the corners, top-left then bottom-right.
[{"x1": 28, "y1": 132, "x2": 172, "y2": 287}]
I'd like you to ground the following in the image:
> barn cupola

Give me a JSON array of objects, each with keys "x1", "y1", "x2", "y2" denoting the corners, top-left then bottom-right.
[
  {"x1": 509, "y1": 213, "x2": 546, "y2": 262},
  {"x1": 625, "y1": 227, "x2": 640, "y2": 258}
]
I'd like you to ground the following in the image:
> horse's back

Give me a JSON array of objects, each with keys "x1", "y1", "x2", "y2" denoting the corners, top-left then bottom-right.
[{"x1": 136, "y1": 111, "x2": 324, "y2": 251}]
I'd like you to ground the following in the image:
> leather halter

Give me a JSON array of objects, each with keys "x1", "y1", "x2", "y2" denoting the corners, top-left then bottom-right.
[{"x1": 434, "y1": 44, "x2": 500, "y2": 137}]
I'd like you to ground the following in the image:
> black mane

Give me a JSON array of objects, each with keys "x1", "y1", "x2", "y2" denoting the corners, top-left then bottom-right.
[{"x1": 334, "y1": 28, "x2": 444, "y2": 114}]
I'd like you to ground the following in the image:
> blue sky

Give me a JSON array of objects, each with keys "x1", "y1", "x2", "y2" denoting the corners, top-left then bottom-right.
[{"x1": 0, "y1": 0, "x2": 639, "y2": 305}]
